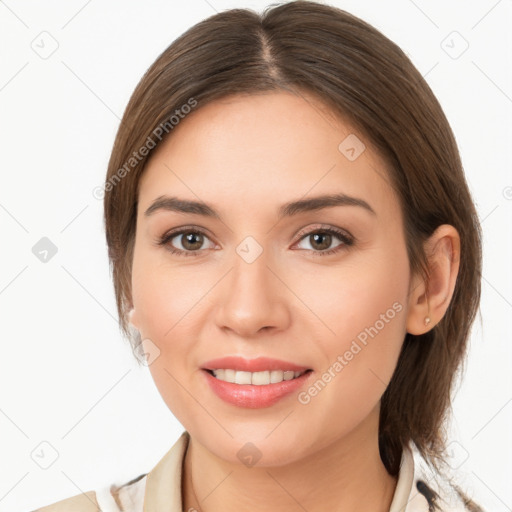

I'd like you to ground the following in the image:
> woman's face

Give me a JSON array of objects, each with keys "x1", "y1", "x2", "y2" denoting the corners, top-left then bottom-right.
[{"x1": 131, "y1": 91, "x2": 413, "y2": 465}]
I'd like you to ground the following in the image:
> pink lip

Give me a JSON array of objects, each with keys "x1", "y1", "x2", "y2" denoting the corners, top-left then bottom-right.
[
  {"x1": 201, "y1": 356, "x2": 311, "y2": 372},
  {"x1": 202, "y1": 369, "x2": 313, "y2": 408}
]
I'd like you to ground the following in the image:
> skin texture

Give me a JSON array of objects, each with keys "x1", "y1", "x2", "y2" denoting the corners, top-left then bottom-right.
[{"x1": 129, "y1": 91, "x2": 460, "y2": 512}]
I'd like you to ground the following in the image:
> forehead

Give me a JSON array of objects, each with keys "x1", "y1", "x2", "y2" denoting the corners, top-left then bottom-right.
[{"x1": 138, "y1": 91, "x2": 400, "y2": 222}]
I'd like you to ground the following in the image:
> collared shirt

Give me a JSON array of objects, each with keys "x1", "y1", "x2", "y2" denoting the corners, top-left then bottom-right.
[{"x1": 32, "y1": 430, "x2": 484, "y2": 512}]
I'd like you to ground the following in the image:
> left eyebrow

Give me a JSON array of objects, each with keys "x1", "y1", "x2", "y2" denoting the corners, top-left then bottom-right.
[
  {"x1": 278, "y1": 193, "x2": 376, "y2": 218},
  {"x1": 143, "y1": 192, "x2": 376, "y2": 220}
]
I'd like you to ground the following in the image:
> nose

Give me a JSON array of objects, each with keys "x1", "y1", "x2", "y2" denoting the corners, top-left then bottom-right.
[{"x1": 214, "y1": 245, "x2": 291, "y2": 339}]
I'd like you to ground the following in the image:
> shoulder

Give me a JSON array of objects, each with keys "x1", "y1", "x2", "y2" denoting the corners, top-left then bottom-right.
[
  {"x1": 30, "y1": 473, "x2": 148, "y2": 512},
  {"x1": 31, "y1": 490, "x2": 100, "y2": 512},
  {"x1": 29, "y1": 431, "x2": 190, "y2": 512},
  {"x1": 407, "y1": 445, "x2": 485, "y2": 511}
]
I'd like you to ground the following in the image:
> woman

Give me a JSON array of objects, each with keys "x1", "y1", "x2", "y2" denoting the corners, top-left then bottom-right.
[{"x1": 33, "y1": 1, "x2": 484, "y2": 510}]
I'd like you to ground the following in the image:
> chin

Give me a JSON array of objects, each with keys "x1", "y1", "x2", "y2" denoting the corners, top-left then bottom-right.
[{"x1": 193, "y1": 426, "x2": 314, "y2": 468}]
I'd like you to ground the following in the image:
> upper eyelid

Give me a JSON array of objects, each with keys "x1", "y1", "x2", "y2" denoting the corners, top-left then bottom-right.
[{"x1": 294, "y1": 224, "x2": 352, "y2": 240}]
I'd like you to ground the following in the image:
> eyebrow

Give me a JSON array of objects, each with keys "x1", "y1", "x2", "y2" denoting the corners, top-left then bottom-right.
[{"x1": 144, "y1": 193, "x2": 376, "y2": 220}]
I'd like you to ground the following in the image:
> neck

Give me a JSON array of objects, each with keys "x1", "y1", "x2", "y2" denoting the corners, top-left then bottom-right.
[{"x1": 181, "y1": 407, "x2": 399, "y2": 512}]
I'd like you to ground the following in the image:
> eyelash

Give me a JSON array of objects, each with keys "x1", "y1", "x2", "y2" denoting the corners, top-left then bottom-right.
[{"x1": 156, "y1": 225, "x2": 354, "y2": 258}]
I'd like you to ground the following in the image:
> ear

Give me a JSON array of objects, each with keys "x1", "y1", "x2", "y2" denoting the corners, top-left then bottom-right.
[
  {"x1": 127, "y1": 306, "x2": 139, "y2": 330},
  {"x1": 406, "y1": 224, "x2": 461, "y2": 335}
]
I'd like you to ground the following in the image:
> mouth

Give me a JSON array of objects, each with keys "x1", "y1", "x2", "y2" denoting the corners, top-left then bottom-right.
[{"x1": 200, "y1": 356, "x2": 315, "y2": 408}]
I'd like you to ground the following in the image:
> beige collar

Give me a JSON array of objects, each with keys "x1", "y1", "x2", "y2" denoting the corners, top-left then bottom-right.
[{"x1": 143, "y1": 430, "x2": 190, "y2": 511}]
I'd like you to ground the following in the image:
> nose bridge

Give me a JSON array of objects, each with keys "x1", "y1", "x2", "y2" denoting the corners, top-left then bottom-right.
[{"x1": 214, "y1": 235, "x2": 290, "y2": 336}]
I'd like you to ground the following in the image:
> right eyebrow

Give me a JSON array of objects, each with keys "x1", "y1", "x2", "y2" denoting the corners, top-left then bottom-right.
[{"x1": 144, "y1": 196, "x2": 221, "y2": 219}]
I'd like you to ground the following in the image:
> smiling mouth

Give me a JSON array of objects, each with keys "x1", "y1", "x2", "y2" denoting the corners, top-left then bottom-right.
[{"x1": 205, "y1": 368, "x2": 313, "y2": 385}]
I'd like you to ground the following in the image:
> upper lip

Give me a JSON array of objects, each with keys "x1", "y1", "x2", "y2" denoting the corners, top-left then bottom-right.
[{"x1": 201, "y1": 356, "x2": 311, "y2": 372}]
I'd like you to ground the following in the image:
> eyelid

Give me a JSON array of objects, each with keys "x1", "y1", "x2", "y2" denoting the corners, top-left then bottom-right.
[
  {"x1": 159, "y1": 225, "x2": 214, "y2": 242},
  {"x1": 293, "y1": 223, "x2": 353, "y2": 243}
]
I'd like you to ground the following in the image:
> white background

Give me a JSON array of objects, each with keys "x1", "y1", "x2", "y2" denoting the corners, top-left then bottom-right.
[{"x1": 1, "y1": 1, "x2": 511, "y2": 511}]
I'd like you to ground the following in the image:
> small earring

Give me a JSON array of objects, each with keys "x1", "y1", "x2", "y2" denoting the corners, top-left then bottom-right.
[{"x1": 424, "y1": 316, "x2": 431, "y2": 326}]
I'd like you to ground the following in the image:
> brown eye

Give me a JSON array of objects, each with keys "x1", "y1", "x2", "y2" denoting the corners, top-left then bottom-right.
[
  {"x1": 308, "y1": 232, "x2": 333, "y2": 251},
  {"x1": 294, "y1": 227, "x2": 354, "y2": 256},
  {"x1": 158, "y1": 228, "x2": 215, "y2": 256},
  {"x1": 179, "y1": 232, "x2": 205, "y2": 251}
]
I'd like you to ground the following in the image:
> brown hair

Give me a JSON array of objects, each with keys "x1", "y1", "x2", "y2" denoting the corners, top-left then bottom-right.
[{"x1": 103, "y1": 0, "x2": 482, "y2": 477}]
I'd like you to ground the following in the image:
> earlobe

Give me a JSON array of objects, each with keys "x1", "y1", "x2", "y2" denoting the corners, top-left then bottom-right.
[
  {"x1": 405, "y1": 224, "x2": 460, "y2": 335},
  {"x1": 406, "y1": 273, "x2": 431, "y2": 335},
  {"x1": 128, "y1": 307, "x2": 138, "y2": 329}
]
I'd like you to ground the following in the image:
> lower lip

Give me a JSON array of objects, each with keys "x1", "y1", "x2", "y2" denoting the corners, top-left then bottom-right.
[{"x1": 202, "y1": 369, "x2": 313, "y2": 408}]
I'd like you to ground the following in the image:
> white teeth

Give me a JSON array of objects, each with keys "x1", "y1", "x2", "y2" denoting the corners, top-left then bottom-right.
[
  {"x1": 224, "y1": 369, "x2": 236, "y2": 383},
  {"x1": 235, "y1": 371, "x2": 252, "y2": 385},
  {"x1": 251, "y1": 371, "x2": 270, "y2": 385},
  {"x1": 211, "y1": 369, "x2": 306, "y2": 385},
  {"x1": 270, "y1": 370, "x2": 283, "y2": 383}
]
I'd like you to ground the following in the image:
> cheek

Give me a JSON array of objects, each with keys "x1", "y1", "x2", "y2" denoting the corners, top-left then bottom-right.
[
  {"x1": 131, "y1": 246, "x2": 206, "y2": 341},
  {"x1": 337, "y1": 266, "x2": 407, "y2": 352},
  {"x1": 135, "y1": 258, "x2": 205, "y2": 427},
  {"x1": 292, "y1": 253, "x2": 408, "y2": 440},
  {"x1": 302, "y1": 245, "x2": 409, "y2": 392}
]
